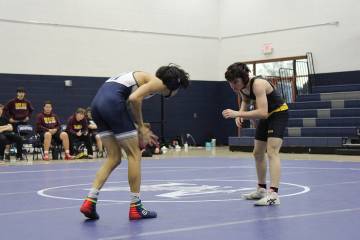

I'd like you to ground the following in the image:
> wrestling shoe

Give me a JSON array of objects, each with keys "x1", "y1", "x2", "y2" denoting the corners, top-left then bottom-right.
[
  {"x1": 129, "y1": 200, "x2": 157, "y2": 220},
  {"x1": 254, "y1": 191, "x2": 280, "y2": 206},
  {"x1": 80, "y1": 197, "x2": 99, "y2": 219},
  {"x1": 242, "y1": 187, "x2": 267, "y2": 200}
]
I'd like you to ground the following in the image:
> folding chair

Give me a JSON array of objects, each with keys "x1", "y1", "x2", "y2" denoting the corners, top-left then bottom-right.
[{"x1": 17, "y1": 124, "x2": 43, "y2": 161}]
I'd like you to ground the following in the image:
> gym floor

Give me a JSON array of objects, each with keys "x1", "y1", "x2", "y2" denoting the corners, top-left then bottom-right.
[{"x1": 1, "y1": 147, "x2": 359, "y2": 240}]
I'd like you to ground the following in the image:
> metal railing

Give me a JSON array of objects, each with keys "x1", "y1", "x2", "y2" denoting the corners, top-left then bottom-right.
[
  {"x1": 269, "y1": 52, "x2": 315, "y2": 103},
  {"x1": 306, "y1": 52, "x2": 316, "y2": 92}
]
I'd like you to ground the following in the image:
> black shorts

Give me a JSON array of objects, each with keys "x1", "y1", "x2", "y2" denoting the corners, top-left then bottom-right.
[
  {"x1": 255, "y1": 110, "x2": 288, "y2": 141},
  {"x1": 39, "y1": 130, "x2": 62, "y2": 144}
]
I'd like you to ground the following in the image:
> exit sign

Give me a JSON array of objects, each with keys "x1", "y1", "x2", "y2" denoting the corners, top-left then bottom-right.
[{"x1": 262, "y1": 43, "x2": 273, "y2": 55}]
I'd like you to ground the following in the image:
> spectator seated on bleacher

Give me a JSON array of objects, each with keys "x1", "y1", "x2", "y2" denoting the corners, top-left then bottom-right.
[
  {"x1": 66, "y1": 108, "x2": 93, "y2": 159},
  {"x1": 36, "y1": 101, "x2": 73, "y2": 161},
  {"x1": 0, "y1": 104, "x2": 23, "y2": 161},
  {"x1": 4, "y1": 87, "x2": 34, "y2": 132}
]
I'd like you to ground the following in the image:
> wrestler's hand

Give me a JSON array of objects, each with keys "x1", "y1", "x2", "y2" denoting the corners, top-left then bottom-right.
[
  {"x1": 138, "y1": 126, "x2": 159, "y2": 148},
  {"x1": 235, "y1": 117, "x2": 244, "y2": 128},
  {"x1": 222, "y1": 109, "x2": 240, "y2": 119}
]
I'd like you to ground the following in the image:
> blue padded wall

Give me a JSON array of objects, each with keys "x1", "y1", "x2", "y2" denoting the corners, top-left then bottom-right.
[{"x1": 0, "y1": 73, "x2": 237, "y2": 145}]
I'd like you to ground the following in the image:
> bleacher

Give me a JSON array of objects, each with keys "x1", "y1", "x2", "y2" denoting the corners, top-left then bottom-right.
[{"x1": 229, "y1": 81, "x2": 360, "y2": 154}]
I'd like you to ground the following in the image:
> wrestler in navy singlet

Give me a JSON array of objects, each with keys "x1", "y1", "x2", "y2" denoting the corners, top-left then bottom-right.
[{"x1": 91, "y1": 72, "x2": 155, "y2": 140}]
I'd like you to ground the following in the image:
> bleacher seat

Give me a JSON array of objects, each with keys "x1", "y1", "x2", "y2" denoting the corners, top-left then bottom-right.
[{"x1": 312, "y1": 84, "x2": 360, "y2": 93}]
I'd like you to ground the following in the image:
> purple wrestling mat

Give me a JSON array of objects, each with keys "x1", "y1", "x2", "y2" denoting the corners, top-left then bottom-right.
[{"x1": 1, "y1": 157, "x2": 359, "y2": 240}]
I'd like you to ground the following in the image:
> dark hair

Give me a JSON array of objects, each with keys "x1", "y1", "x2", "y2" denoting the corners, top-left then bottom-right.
[
  {"x1": 76, "y1": 108, "x2": 86, "y2": 114},
  {"x1": 43, "y1": 100, "x2": 52, "y2": 107},
  {"x1": 16, "y1": 87, "x2": 26, "y2": 93},
  {"x1": 224, "y1": 62, "x2": 251, "y2": 85},
  {"x1": 156, "y1": 64, "x2": 190, "y2": 91}
]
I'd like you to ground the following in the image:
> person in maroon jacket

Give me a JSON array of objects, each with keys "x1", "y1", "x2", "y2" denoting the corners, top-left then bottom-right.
[
  {"x1": 0, "y1": 104, "x2": 23, "y2": 160},
  {"x1": 4, "y1": 87, "x2": 34, "y2": 131},
  {"x1": 36, "y1": 101, "x2": 73, "y2": 161},
  {"x1": 66, "y1": 108, "x2": 93, "y2": 158},
  {"x1": 85, "y1": 107, "x2": 104, "y2": 157}
]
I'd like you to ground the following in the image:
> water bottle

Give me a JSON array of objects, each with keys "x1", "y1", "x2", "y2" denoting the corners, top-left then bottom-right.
[
  {"x1": 184, "y1": 142, "x2": 189, "y2": 152},
  {"x1": 205, "y1": 142, "x2": 212, "y2": 150},
  {"x1": 84, "y1": 147, "x2": 88, "y2": 156},
  {"x1": 211, "y1": 138, "x2": 216, "y2": 147}
]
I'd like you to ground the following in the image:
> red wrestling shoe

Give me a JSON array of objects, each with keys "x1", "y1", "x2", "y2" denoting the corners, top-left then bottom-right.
[{"x1": 80, "y1": 197, "x2": 99, "y2": 220}]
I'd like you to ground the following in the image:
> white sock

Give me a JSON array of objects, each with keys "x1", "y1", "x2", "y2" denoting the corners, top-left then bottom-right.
[
  {"x1": 130, "y1": 192, "x2": 140, "y2": 203},
  {"x1": 88, "y1": 188, "x2": 99, "y2": 199}
]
